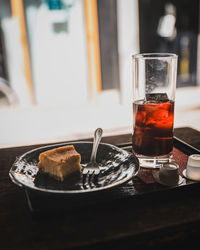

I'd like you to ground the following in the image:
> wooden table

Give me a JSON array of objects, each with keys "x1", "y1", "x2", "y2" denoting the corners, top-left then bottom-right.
[{"x1": 1, "y1": 127, "x2": 200, "y2": 250}]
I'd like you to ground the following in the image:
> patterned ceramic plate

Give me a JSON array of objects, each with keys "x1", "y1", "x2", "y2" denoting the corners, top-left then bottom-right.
[{"x1": 9, "y1": 142, "x2": 139, "y2": 194}]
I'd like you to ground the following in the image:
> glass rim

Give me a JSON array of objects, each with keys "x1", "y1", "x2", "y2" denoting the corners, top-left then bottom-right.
[{"x1": 132, "y1": 53, "x2": 178, "y2": 60}]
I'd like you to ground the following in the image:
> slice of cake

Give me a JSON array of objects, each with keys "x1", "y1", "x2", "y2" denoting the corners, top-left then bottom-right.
[{"x1": 38, "y1": 145, "x2": 82, "y2": 181}]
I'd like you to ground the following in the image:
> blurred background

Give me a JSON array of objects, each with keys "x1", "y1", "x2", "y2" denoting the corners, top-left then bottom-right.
[{"x1": 0, "y1": 0, "x2": 199, "y2": 147}]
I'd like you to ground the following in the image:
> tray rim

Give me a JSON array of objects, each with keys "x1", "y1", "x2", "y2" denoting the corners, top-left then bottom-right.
[
  {"x1": 116, "y1": 136, "x2": 200, "y2": 155},
  {"x1": 25, "y1": 136, "x2": 200, "y2": 214}
]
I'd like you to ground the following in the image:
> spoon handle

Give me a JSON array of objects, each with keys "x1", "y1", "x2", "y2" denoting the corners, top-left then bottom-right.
[{"x1": 90, "y1": 128, "x2": 103, "y2": 163}]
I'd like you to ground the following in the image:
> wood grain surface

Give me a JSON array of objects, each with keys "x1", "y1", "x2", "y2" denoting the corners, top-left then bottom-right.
[{"x1": 1, "y1": 127, "x2": 200, "y2": 250}]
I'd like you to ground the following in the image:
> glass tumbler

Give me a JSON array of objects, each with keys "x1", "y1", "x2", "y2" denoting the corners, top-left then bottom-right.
[{"x1": 132, "y1": 53, "x2": 178, "y2": 168}]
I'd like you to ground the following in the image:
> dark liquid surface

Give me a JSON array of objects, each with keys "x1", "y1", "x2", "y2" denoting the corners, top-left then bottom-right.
[{"x1": 132, "y1": 100, "x2": 174, "y2": 156}]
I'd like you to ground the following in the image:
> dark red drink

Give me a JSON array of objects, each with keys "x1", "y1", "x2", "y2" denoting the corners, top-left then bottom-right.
[{"x1": 132, "y1": 98, "x2": 174, "y2": 156}]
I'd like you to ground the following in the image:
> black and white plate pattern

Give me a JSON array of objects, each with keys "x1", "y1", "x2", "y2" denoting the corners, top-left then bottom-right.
[{"x1": 9, "y1": 142, "x2": 140, "y2": 194}]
